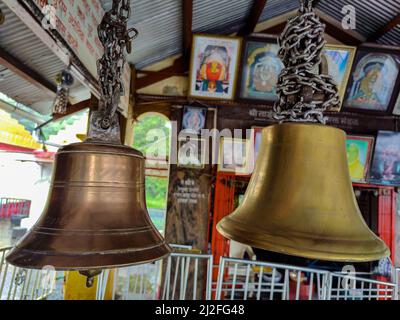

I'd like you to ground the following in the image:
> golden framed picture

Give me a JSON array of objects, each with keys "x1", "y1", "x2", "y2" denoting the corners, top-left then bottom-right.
[
  {"x1": 189, "y1": 34, "x2": 242, "y2": 100},
  {"x1": 237, "y1": 35, "x2": 283, "y2": 104},
  {"x1": 323, "y1": 44, "x2": 356, "y2": 111},
  {"x1": 177, "y1": 137, "x2": 207, "y2": 169},
  {"x1": 218, "y1": 137, "x2": 252, "y2": 175}
]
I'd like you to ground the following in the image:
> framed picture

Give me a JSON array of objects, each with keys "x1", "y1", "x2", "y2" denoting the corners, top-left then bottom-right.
[
  {"x1": 369, "y1": 131, "x2": 400, "y2": 186},
  {"x1": 182, "y1": 106, "x2": 207, "y2": 133},
  {"x1": 323, "y1": 44, "x2": 356, "y2": 111},
  {"x1": 218, "y1": 138, "x2": 252, "y2": 175},
  {"x1": 346, "y1": 135, "x2": 374, "y2": 183},
  {"x1": 237, "y1": 35, "x2": 283, "y2": 103},
  {"x1": 177, "y1": 137, "x2": 207, "y2": 169},
  {"x1": 189, "y1": 34, "x2": 242, "y2": 100},
  {"x1": 343, "y1": 45, "x2": 400, "y2": 114}
]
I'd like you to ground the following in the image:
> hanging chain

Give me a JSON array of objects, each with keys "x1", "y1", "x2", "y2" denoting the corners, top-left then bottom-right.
[
  {"x1": 272, "y1": 0, "x2": 340, "y2": 124},
  {"x1": 96, "y1": 0, "x2": 138, "y2": 129}
]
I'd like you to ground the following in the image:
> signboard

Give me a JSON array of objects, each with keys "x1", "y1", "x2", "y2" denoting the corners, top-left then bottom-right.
[{"x1": 33, "y1": 0, "x2": 130, "y2": 117}]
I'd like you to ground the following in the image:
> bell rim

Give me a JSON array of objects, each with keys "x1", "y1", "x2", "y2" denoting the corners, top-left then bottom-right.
[
  {"x1": 217, "y1": 217, "x2": 390, "y2": 262},
  {"x1": 5, "y1": 243, "x2": 172, "y2": 271}
]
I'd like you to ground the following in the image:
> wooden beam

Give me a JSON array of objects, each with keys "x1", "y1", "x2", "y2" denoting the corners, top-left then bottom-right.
[
  {"x1": 259, "y1": 17, "x2": 363, "y2": 46},
  {"x1": 320, "y1": 16, "x2": 362, "y2": 46},
  {"x1": 259, "y1": 21, "x2": 286, "y2": 35},
  {"x1": 182, "y1": 0, "x2": 193, "y2": 68},
  {"x1": 367, "y1": 13, "x2": 400, "y2": 42},
  {"x1": 0, "y1": 46, "x2": 57, "y2": 96},
  {"x1": 52, "y1": 98, "x2": 92, "y2": 120},
  {"x1": 238, "y1": 0, "x2": 268, "y2": 36},
  {"x1": 136, "y1": 57, "x2": 187, "y2": 90}
]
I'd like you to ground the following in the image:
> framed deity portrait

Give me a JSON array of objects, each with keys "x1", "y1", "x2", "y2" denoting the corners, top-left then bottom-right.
[
  {"x1": 323, "y1": 44, "x2": 356, "y2": 111},
  {"x1": 189, "y1": 34, "x2": 242, "y2": 100},
  {"x1": 182, "y1": 106, "x2": 207, "y2": 134},
  {"x1": 369, "y1": 131, "x2": 400, "y2": 186},
  {"x1": 345, "y1": 135, "x2": 374, "y2": 183},
  {"x1": 177, "y1": 137, "x2": 207, "y2": 169},
  {"x1": 218, "y1": 138, "x2": 252, "y2": 175},
  {"x1": 343, "y1": 45, "x2": 400, "y2": 114},
  {"x1": 237, "y1": 35, "x2": 283, "y2": 103}
]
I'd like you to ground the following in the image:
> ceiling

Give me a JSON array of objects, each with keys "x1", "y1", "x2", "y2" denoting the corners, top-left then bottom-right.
[
  {"x1": 0, "y1": 0, "x2": 399, "y2": 118},
  {"x1": 99, "y1": 0, "x2": 400, "y2": 69}
]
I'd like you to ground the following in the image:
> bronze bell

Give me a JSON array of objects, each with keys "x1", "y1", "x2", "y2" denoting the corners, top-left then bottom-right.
[
  {"x1": 6, "y1": 141, "x2": 171, "y2": 270},
  {"x1": 217, "y1": 123, "x2": 390, "y2": 262}
]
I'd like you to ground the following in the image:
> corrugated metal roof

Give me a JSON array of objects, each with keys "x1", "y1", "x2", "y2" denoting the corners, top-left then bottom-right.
[
  {"x1": 192, "y1": 0, "x2": 253, "y2": 34},
  {"x1": 317, "y1": 0, "x2": 400, "y2": 40},
  {"x1": 0, "y1": 1, "x2": 88, "y2": 115},
  {"x1": 259, "y1": 0, "x2": 298, "y2": 22},
  {"x1": 100, "y1": 0, "x2": 183, "y2": 69},
  {"x1": 378, "y1": 24, "x2": 400, "y2": 46}
]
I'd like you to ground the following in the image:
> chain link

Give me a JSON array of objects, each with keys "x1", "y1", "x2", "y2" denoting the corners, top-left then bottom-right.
[
  {"x1": 272, "y1": 0, "x2": 340, "y2": 124},
  {"x1": 97, "y1": 0, "x2": 137, "y2": 129}
]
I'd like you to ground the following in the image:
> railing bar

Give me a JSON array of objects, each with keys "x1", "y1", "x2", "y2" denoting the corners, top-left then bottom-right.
[
  {"x1": 243, "y1": 264, "x2": 250, "y2": 300},
  {"x1": 0, "y1": 262, "x2": 9, "y2": 298},
  {"x1": 295, "y1": 271, "x2": 301, "y2": 300},
  {"x1": 193, "y1": 258, "x2": 198, "y2": 300},
  {"x1": 171, "y1": 256, "x2": 180, "y2": 300},
  {"x1": 308, "y1": 273, "x2": 314, "y2": 300},
  {"x1": 256, "y1": 266, "x2": 263, "y2": 300},
  {"x1": 231, "y1": 263, "x2": 238, "y2": 301},
  {"x1": 269, "y1": 268, "x2": 276, "y2": 301},
  {"x1": 7, "y1": 266, "x2": 17, "y2": 300},
  {"x1": 182, "y1": 257, "x2": 191, "y2": 300}
]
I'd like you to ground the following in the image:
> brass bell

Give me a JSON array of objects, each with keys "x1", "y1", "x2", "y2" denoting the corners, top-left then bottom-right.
[
  {"x1": 217, "y1": 123, "x2": 390, "y2": 262},
  {"x1": 6, "y1": 141, "x2": 171, "y2": 271}
]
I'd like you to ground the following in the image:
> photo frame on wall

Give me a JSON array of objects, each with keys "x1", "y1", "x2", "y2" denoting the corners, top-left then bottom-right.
[
  {"x1": 218, "y1": 138, "x2": 252, "y2": 175},
  {"x1": 237, "y1": 35, "x2": 283, "y2": 104},
  {"x1": 369, "y1": 131, "x2": 400, "y2": 186},
  {"x1": 343, "y1": 45, "x2": 400, "y2": 114},
  {"x1": 345, "y1": 135, "x2": 374, "y2": 183},
  {"x1": 189, "y1": 34, "x2": 242, "y2": 100},
  {"x1": 323, "y1": 44, "x2": 356, "y2": 111},
  {"x1": 182, "y1": 106, "x2": 207, "y2": 134},
  {"x1": 177, "y1": 137, "x2": 207, "y2": 169}
]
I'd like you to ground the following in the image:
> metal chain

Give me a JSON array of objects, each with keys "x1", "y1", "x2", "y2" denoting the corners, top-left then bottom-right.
[
  {"x1": 272, "y1": 0, "x2": 340, "y2": 124},
  {"x1": 97, "y1": 0, "x2": 138, "y2": 129}
]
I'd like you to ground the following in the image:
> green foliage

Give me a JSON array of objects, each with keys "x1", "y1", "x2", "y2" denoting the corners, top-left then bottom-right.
[
  {"x1": 133, "y1": 114, "x2": 170, "y2": 159},
  {"x1": 133, "y1": 114, "x2": 171, "y2": 212}
]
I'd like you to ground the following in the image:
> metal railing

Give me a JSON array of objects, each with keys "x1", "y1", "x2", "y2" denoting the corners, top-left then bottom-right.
[
  {"x1": 162, "y1": 252, "x2": 213, "y2": 300},
  {"x1": 0, "y1": 247, "x2": 56, "y2": 300},
  {"x1": 0, "y1": 198, "x2": 31, "y2": 219},
  {"x1": 327, "y1": 272, "x2": 398, "y2": 300},
  {"x1": 215, "y1": 257, "x2": 330, "y2": 300}
]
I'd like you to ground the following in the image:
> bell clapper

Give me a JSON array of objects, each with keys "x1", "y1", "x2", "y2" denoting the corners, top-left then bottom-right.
[{"x1": 79, "y1": 269, "x2": 103, "y2": 288}]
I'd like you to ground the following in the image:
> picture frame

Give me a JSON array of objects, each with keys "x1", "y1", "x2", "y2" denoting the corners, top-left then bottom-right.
[
  {"x1": 189, "y1": 34, "x2": 242, "y2": 100},
  {"x1": 345, "y1": 135, "x2": 374, "y2": 183},
  {"x1": 218, "y1": 137, "x2": 252, "y2": 175},
  {"x1": 343, "y1": 45, "x2": 400, "y2": 114},
  {"x1": 323, "y1": 44, "x2": 356, "y2": 111},
  {"x1": 236, "y1": 35, "x2": 283, "y2": 104},
  {"x1": 182, "y1": 106, "x2": 207, "y2": 134},
  {"x1": 177, "y1": 137, "x2": 207, "y2": 169},
  {"x1": 368, "y1": 131, "x2": 400, "y2": 186}
]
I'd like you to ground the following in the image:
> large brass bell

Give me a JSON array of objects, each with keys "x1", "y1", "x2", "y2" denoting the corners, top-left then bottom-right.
[
  {"x1": 6, "y1": 141, "x2": 171, "y2": 270},
  {"x1": 217, "y1": 123, "x2": 390, "y2": 262}
]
